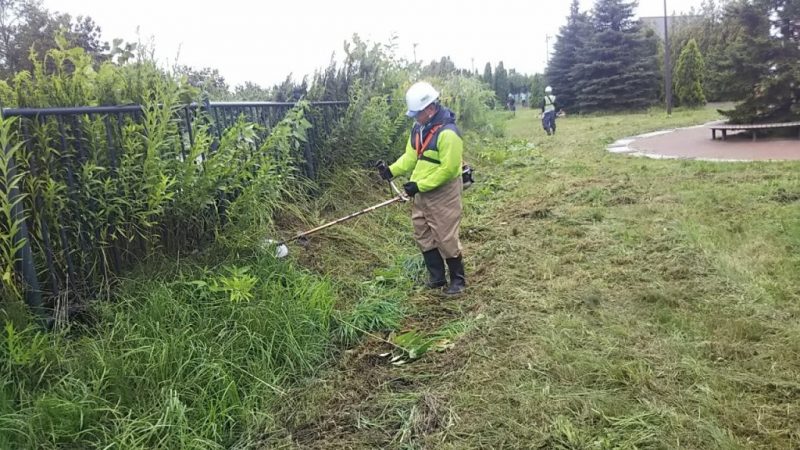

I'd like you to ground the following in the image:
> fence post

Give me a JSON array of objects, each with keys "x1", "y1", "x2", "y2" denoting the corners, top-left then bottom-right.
[
  {"x1": 6, "y1": 145, "x2": 43, "y2": 313},
  {"x1": 303, "y1": 139, "x2": 316, "y2": 180}
]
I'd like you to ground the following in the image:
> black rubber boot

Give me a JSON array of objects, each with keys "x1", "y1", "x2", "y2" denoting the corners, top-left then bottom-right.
[
  {"x1": 422, "y1": 249, "x2": 447, "y2": 289},
  {"x1": 444, "y1": 256, "x2": 466, "y2": 295}
]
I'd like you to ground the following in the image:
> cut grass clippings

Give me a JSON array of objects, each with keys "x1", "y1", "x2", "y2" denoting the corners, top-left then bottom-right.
[{"x1": 266, "y1": 106, "x2": 800, "y2": 449}]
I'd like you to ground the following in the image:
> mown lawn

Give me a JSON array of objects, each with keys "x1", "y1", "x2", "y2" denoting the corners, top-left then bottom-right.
[{"x1": 270, "y1": 106, "x2": 800, "y2": 449}]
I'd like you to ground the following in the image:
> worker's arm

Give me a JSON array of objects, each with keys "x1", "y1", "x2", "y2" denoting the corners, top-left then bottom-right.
[
  {"x1": 388, "y1": 138, "x2": 417, "y2": 177},
  {"x1": 540, "y1": 98, "x2": 546, "y2": 112},
  {"x1": 414, "y1": 130, "x2": 462, "y2": 193}
]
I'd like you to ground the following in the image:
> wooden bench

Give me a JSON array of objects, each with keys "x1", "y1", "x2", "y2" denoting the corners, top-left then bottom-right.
[{"x1": 710, "y1": 121, "x2": 800, "y2": 141}]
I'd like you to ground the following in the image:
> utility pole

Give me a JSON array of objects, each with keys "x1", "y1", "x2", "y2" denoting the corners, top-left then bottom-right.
[
  {"x1": 663, "y1": 0, "x2": 672, "y2": 115},
  {"x1": 412, "y1": 42, "x2": 418, "y2": 65},
  {"x1": 545, "y1": 34, "x2": 551, "y2": 66}
]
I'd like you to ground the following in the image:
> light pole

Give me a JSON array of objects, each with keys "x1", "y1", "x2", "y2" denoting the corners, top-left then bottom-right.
[
  {"x1": 545, "y1": 34, "x2": 552, "y2": 66},
  {"x1": 663, "y1": 0, "x2": 672, "y2": 115},
  {"x1": 412, "y1": 42, "x2": 418, "y2": 65}
]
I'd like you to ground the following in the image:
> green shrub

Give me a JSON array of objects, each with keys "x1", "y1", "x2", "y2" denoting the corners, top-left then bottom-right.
[{"x1": 1, "y1": 41, "x2": 315, "y2": 298}]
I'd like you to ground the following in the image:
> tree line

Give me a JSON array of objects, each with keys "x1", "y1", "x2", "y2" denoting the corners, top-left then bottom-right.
[
  {"x1": 0, "y1": 0, "x2": 344, "y2": 104},
  {"x1": 0, "y1": 1, "x2": 544, "y2": 110},
  {"x1": 545, "y1": 0, "x2": 799, "y2": 124}
]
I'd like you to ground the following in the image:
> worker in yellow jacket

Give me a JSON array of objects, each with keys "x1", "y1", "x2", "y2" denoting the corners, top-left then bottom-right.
[{"x1": 377, "y1": 81, "x2": 466, "y2": 295}]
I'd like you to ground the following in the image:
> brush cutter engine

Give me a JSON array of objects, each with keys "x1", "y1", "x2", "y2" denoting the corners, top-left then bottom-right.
[{"x1": 462, "y1": 163, "x2": 474, "y2": 189}]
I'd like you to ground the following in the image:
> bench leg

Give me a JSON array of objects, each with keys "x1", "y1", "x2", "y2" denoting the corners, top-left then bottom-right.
[
  {"x1": 712, "y1": 129, "x2": 716, "y2": 140},
  {"x1": 752, "y1": 130, "x2": 757, "y2": 142},
  {"x1": 722, "y1": 130, "x2": 727, "y2": 141}
]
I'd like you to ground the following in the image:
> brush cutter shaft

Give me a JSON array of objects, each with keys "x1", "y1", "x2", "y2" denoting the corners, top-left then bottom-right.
[
  {"x1": 284, "y1": 195, "x2": 406, "y2": 243},
  {"x1": 389, "y1": 180, "x2": 407, "y2": 199}
]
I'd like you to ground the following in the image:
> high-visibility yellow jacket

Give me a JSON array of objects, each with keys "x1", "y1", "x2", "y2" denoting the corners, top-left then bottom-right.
[{"x1": 389, "y1": 107, "x2": 463, "y2": 193}]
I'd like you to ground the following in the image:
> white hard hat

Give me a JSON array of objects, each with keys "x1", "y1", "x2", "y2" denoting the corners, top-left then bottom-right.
[
  {"x1": 405, "y1": 81, "x2": 439, "y2": 117},
  {"x1": 545, "y1": 86, "x2": 553, "y2": 93}
]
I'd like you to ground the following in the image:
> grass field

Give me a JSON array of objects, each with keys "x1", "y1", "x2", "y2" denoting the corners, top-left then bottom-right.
[
  {"x1": 4, "y1": 105, "x2": 798, "y2": 449},
  {"x1": 267, "y1": 106, "x2": 800, "y2": 449}
]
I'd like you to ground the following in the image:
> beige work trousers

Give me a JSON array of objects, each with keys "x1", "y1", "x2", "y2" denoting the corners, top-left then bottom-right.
[{"x1": 411, "y1": 177, "x2": 463, "y2": 259}]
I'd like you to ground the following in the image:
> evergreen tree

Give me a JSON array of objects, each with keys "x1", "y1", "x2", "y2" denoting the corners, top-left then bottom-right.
[
  {"x1": 545, "y1": 0, "x2": 590, "y2": 111},
  {"x1": 675, "y1": 38, "x2": 706, "y2": 107},
  {"x1": 493, "y1": 61, "x2": 509, "y2": 102},
  {"x1": 482, "y1": 62, "x2": 492, "y2": 87},
  {"x1": 722, "y1": 0, "x2": 800, "y2": 124},
  {"x1": 508, "y1": 69, "x2": 528, "y2": 95},
  {"x1": 572, "y1": 0, "x2": 661, "y2": 112},
  {"x1": 668, "y1": 0, "x2": 747, "y2": 101},
  {"x1": 530, "y1": 72, "x2": 546, "y2": 106}
]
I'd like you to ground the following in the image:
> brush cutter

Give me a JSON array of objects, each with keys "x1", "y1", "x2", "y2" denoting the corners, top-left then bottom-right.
[{"x1": 266, "y1": 180, "x2": 409, "y2": 258}]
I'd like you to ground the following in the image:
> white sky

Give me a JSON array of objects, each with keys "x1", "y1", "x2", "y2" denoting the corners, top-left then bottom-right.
[{"x1": 45, "y1": 0, "x2": 704, "y2": 88}]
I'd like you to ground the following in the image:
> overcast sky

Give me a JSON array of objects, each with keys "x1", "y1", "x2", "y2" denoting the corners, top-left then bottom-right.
[{"x1": 45, "y1": 0, "x2": 704, "y2": 88}]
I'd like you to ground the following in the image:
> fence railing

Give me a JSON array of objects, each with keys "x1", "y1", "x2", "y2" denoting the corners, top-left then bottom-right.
[{"x1": 1, "y1": 100, "x2": 347, "y2": 315}]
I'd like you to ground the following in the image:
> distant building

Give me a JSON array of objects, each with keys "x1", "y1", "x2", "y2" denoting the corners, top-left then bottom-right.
[{"x1": 640, "y1": 15, "x2": 701, "y2": 42}]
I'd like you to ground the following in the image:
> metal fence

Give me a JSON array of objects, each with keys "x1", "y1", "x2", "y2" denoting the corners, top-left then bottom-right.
[{"x1": 1, "y1": 101, "x2": 347, "y2": 314}]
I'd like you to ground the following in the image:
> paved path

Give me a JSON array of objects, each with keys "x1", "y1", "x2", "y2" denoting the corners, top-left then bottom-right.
[{"x1": 608, "y1": 123, "x2": 800, "y2": 161}]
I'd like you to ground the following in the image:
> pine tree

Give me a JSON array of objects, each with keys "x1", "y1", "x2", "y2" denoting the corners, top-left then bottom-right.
[
  {"x1": 675, "y1": 38, "x2": 706, "y2": 107},
  {"x1": 482, "y1": 62, "x2": 493, "y2": 87},
  {"x1": 722, "y1": 0, "x2": 800, "y2": 124},
  {"x1": 530, "y1": 73, "x2": 546, "y2": 98},
  {"x1": 494, "y1": 61, "x2": 509, "y2": 102},
  {"x1": 668, "y1": 0, "x2": 747, "y2": 102},
  {"x1": 572, "y1": 0, "x2": 661, "y2": 112},
  {"x1": 508, "y1": 69, "x2": 528, "y2": 95},
  {"x1": 545, "y1": 0, "x2": 590, "y2": 111}
]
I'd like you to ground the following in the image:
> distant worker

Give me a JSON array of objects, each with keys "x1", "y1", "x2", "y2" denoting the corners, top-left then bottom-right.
[
  {"x1": 541, "y1": 86, "x2": 560, "y2": 136},
  {"x1": 376, "y1": 81, "x2": 466, "y2": 295},
  {"x1": 507, "y1": 93, "x2": 516, "y2": 115}
]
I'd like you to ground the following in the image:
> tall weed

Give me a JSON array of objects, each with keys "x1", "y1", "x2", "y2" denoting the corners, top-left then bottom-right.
[{"x1": 0, "y1": 253, "x2": 335, "y2": 448}]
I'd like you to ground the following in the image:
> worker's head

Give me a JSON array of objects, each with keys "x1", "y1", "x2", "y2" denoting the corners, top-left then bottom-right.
[
  {"x1": 405, "y1": 81, "x2": 440, "y2": 125},
  {"x1": 545, "y1": 86, "x2": 553, "y2": 94}
]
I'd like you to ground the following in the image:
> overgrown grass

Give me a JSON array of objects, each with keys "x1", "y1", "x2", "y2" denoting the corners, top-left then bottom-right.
[
  {"x1": 0, "y1": 160, "x2": 429, "y2": 448},
  {"x1": 0, "y1": 252, "x2": 333, "y2": 448},
  {"x1": 2, "y1": 36, "x2": 502, "y2": 449},
  {"x1": 266, "y1": 105, "x2": 800, "y2": 449}
]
